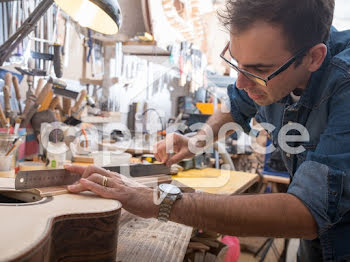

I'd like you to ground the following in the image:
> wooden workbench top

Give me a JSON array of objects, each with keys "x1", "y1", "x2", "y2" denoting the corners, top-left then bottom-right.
[{"x1": 172, "y1": 168, "x2": 259, "y2": 195}]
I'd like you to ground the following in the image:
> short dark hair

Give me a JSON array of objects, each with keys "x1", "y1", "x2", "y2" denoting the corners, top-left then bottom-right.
[{"x1": 218, "y1": 0, "x2": 335, "y2": 53}]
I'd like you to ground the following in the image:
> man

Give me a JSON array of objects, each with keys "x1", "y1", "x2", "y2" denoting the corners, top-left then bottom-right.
[{"x1": 66, "y1": 0, "x2": 350, "y2": 260}]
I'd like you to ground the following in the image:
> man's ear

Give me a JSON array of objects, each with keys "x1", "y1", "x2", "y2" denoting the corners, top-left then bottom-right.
[{"x1": 306, "y1": 43, "x2": 327, "y2": 72}]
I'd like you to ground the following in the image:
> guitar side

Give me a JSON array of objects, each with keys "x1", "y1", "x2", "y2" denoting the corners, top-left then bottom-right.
[{"x1": 0, "y1": 178, "x2": 122, "y2": 262}]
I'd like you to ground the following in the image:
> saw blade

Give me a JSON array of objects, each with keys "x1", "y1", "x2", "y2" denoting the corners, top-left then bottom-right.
[{"x1": 15, "y1": 169, "x2": 81, "y2": 190}]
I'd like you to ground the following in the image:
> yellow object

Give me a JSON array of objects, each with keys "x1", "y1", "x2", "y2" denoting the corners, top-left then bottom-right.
[
  {"x1": 38, "y1": 89, "x2": 53, "y2": 112},
  {"x1": 0, "y1": 170, "x2": 15, "y2": 178},
  {"x1": 172, "y1": 168, "x2": 258, "y2": 195},
  {"x1": 19, "y1": 162, "x2": 47, "y2": 171},
  {"x1": 137, "y1": 32, "x2": 154, "y2": 42},
  {"x1": 196, "y1": 103, "x2": 221, "y2": 115}
]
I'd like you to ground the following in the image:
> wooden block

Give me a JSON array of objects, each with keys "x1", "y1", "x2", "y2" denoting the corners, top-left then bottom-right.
[
  {"x1": 19, "y1": 162, "x2": 46, "y2": 171},
  {"x1": 72, "y1": 155, "x2": 94, "y2": 164},
  {"x1": 262, "y1": 175, "x2": 290, "y2": 184}
]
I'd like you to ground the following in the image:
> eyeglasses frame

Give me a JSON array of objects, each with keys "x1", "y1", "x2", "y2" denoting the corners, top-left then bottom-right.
[{"x1": 220, "y1": 42, "x2": 311, "y2": 87}]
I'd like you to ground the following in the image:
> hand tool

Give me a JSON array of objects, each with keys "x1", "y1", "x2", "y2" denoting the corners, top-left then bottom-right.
[
  {"x1": 5, "y1": 137, "x2": 22, "y2": 156},
  {"x1": 3, "y1": 85, "x2": 11, "y2": 119},
  {"x1": 49, "y1": 78, "x2": 79, "y2": 99},
  {"x1": 49, "y1": 96, "x2": 60, "y2": 111},
  {"x1": 62, "y1": 97, "x2": 71, "y2": 116},
  {"x1": 15, "y1": 163, "x2": 172, "y2": 190},
  {"x1": 15, "y1": 169, "x2": 81, "y2": 190},
  {"x1": 35, "y1": 78, "x2": 45, "y2": 96},
  {"x1": 20, "y1": 81, "x2": 52, "y2": 127},
  {"x1": 37, "y1": 85, "x2": 53, "y2": 112},
  {"x1": 71, "y1": 89, "x2": 87, "y2": 114},
  {"x1": 63, "y1": 89, "x2": 87, "y2": 126},
  {"x1": 12, "y1": 75, "x2": 23, "y2": 114}
]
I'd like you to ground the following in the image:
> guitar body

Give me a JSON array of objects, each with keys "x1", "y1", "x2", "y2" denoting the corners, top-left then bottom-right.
[{"x1": 0, "y1": 178, "x2": 122, "y2": 262}]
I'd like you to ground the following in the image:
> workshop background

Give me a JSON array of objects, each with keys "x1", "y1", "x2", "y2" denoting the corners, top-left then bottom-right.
[{"x1": 0, "y1": 1, "x2": 349, "y2": 262}]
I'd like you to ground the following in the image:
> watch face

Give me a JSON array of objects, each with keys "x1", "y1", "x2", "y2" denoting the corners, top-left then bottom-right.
[{"x1": 159, "y1": 184, "x2": 181, "y2": 194}]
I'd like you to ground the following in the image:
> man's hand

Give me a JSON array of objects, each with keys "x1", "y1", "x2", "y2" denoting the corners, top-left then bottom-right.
[
  {"x1": 65, "y1": 164, "x2": 158, "y2": 218},
  {"x1": 153, "y1": 133, "x2": 195, "y2": 166}
]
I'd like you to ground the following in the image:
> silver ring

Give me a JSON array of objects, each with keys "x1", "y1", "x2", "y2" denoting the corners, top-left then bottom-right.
[{"x1": 102, "y1": 176, "x2": 108, "y2": 187}]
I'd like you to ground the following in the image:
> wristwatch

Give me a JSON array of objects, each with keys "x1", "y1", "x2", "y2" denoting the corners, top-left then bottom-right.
[{"x1": 157, "y1": 183, "x2": 182, "y2": 222}]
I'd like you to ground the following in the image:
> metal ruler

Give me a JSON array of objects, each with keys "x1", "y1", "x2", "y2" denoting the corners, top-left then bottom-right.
[
  {"x1": 15, "y1": 164, "x2": 171, "y2": 190},
  {"x1": 15, "y1": 169, "x2": 81, "y2": 190}
]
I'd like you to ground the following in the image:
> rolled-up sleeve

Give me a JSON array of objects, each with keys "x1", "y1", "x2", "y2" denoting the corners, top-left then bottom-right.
[
  {"x1": 287, "y1": 84, "x2": 350, "y2": 235},
  {"x1": 227, "y1": 84, "x2": 258, "y2": 133}
]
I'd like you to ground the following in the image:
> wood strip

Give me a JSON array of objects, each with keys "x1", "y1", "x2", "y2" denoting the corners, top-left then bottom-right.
[{"x1": 262, "y1": 175, "x2": 290, "y2": 184}]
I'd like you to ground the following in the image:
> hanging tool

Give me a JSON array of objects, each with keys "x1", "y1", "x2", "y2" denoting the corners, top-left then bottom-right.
[
  {"x1": 53, "y1": 44, "x2": 63, "y2": 78},
  {"x1": 49, "y1": 78, "x2": 79, "y2": 99},
  {"x1": 30, "y1": 45, "x2": 63, "y2": 78}
]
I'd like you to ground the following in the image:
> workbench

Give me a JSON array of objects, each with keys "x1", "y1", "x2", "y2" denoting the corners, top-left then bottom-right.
[
  {"x1": 116, "y1": 168, "x2": 259, "y2": 262},
  {"x1": 0, "y1": 167, "x2": 259, "y2": 262}
]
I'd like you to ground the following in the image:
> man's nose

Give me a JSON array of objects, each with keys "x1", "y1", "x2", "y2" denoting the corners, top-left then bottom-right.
[{"x1": 236, "y1": 72, "x2": 256, "y2": 90}]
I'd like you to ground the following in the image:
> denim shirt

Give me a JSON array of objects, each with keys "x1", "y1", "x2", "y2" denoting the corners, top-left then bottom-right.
[{"x1": 228, "y1": 27, "x2": 350, "y2": 261}]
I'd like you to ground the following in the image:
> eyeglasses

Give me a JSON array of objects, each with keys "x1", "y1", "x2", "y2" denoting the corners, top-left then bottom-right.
[{"x1": 220, "y1": 42, "x2": 310, "y2": 87}]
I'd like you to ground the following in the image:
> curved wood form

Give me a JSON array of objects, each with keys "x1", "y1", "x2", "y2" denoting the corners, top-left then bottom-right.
[
  {"x1": 0, "y1": 179, "x2": 122, "y2": 262},
  {"x1": 13, "y1": 211, "x2": 121, "y2": 262}
]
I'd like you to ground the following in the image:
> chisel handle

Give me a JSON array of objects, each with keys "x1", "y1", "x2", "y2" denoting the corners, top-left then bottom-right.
[
  {"x1": 3, "y1": 85, "x2": 11, "y2": 116},
  {"x1": 49, "y1": 96, "x2": 60, "y2": 111},
  {"x1": 35, "y1": 78, "x2": 45, "y2": 97},
  {"x1": 71, "y1": 89, "x2": 87, "y2": 113},
  {"x1": 4, "y1": 72, "x2": 12, "y2": 89},
  {"x1": 53, "y1": 44, "x2": 63, "y2": 78},
  {"x1": 12, "y1": 75, "x2": 21, "y2": 100},
  {"x1": 36, "y1": 82, "x2": 52, "y2": 106}
]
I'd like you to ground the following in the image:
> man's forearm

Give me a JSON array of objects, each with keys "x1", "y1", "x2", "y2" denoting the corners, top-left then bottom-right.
[{"x1": 169, "y1": 192, "x2": 317, "y2": 240}]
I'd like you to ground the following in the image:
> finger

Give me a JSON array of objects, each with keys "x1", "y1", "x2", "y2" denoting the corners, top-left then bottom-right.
[
  {"x1": 64, "y1": 164, "x2": 86, "y2": 175},
  {"x1": 166, "y1": 150, "x2": 187, "y2": 167},
  {"x1": 67, "y1": 182, "x2": 86, "y2": 193},
  {"x1": 68, "y1": 173, "x2": 118, "y2": 193},
  {"x1": 81, "y1": 165, "x2": 115, "y2": 179},
  {"x1": 153, "y1": 144, "x2": 161, "y2": 161},
  {"x1": 154, "y1": 141, "x2": 168, "y2": 163},
  {"x1": 80, "y1": 178, "x2": 115, "y2": 199}
]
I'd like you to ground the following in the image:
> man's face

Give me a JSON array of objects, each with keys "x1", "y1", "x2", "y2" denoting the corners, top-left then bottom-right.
[{"x1": 230, "y1": 22, "x2": 311, "y2": 106}]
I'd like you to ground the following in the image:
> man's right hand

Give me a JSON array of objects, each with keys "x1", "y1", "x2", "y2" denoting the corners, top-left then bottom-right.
[{"x1": 153, "y1": 133, "x2": 195, "y2": 167}]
